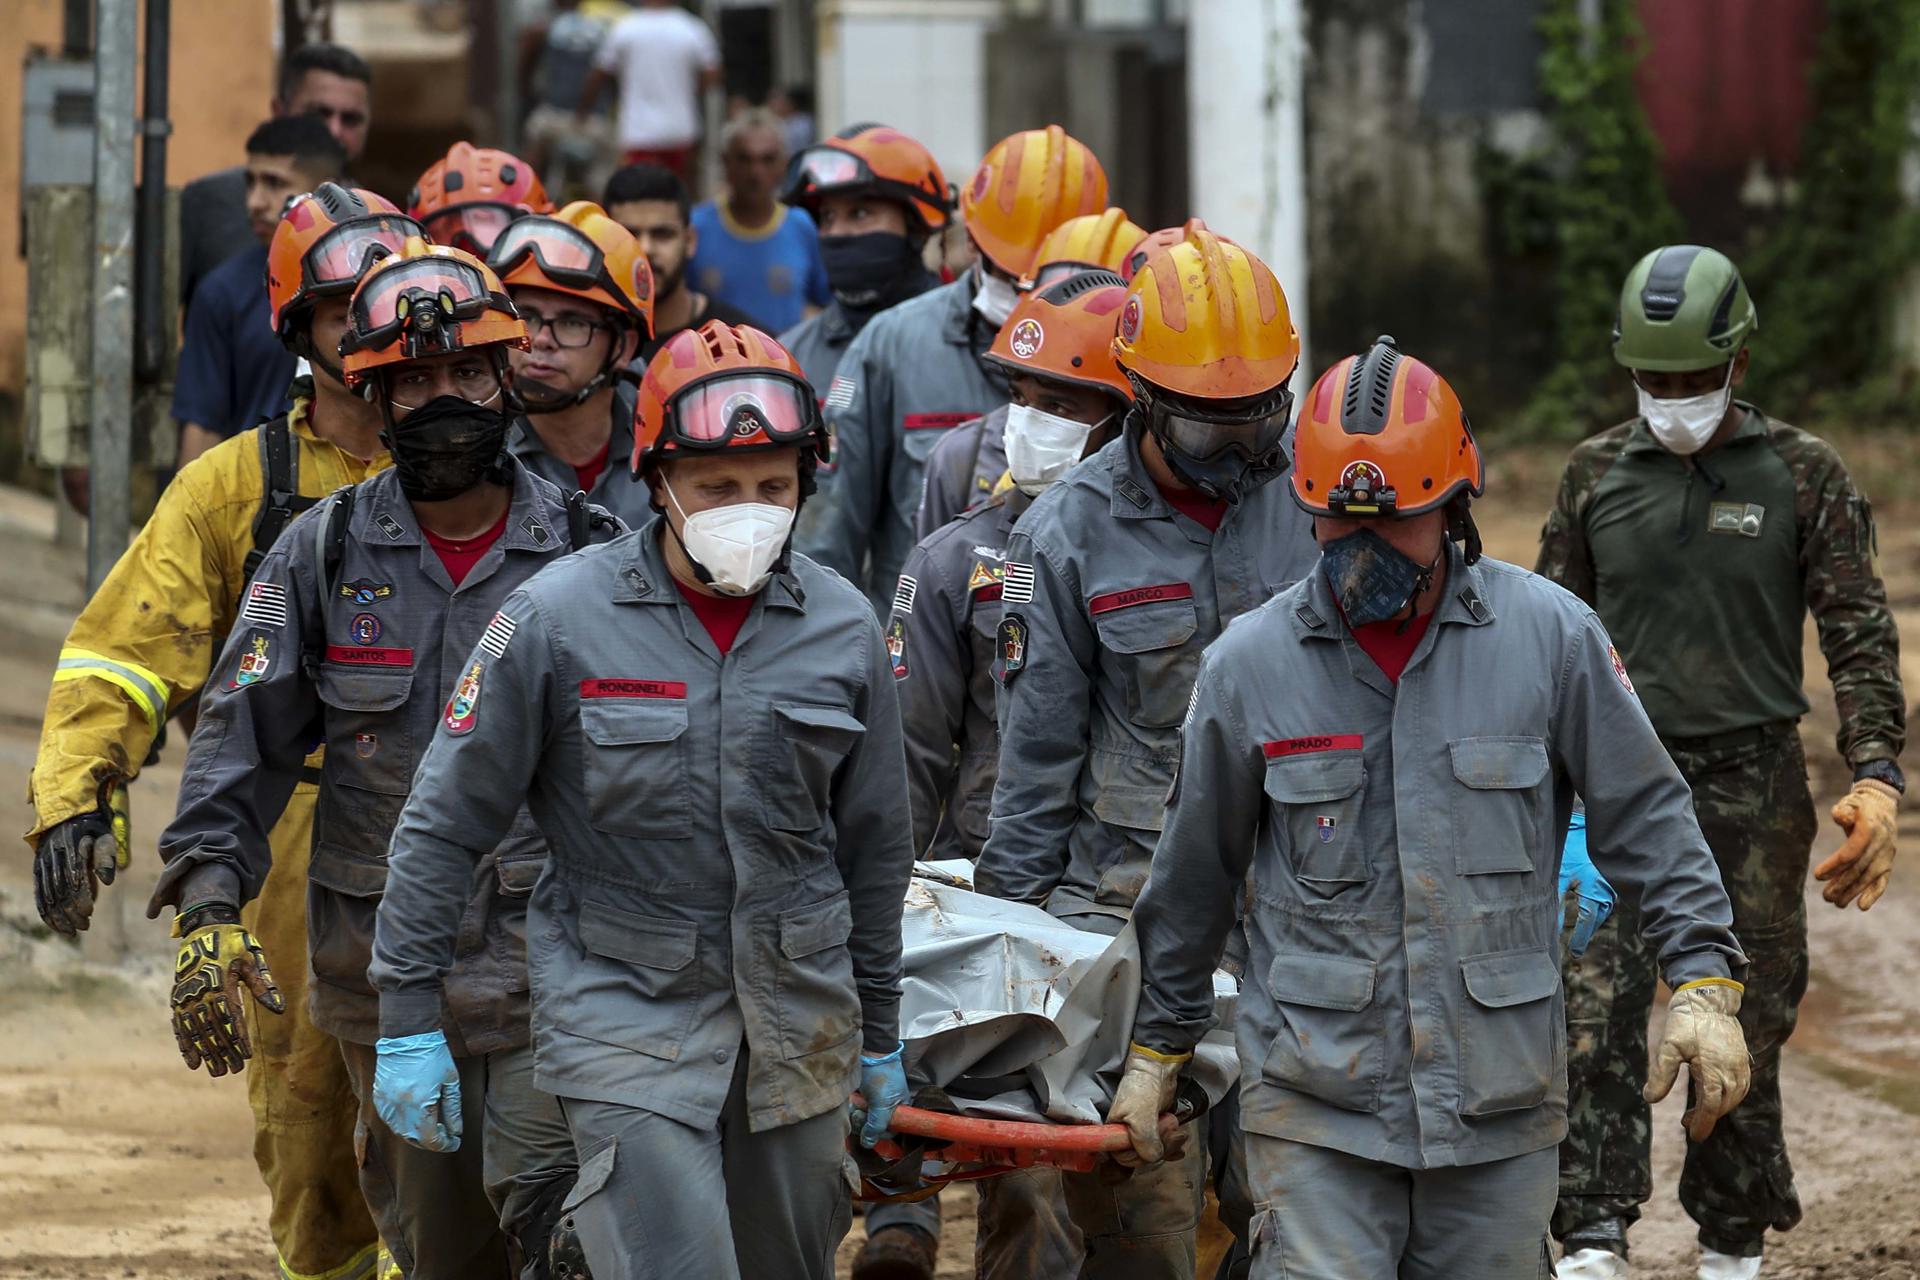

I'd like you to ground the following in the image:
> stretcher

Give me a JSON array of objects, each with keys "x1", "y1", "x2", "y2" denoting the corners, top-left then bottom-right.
[{"x1": 846, "y1": 863, "x2": 1237, "y2": 1200}]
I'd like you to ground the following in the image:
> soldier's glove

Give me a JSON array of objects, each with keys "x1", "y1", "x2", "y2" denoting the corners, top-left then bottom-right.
[
  {"x1": 1814, "y1": 778, "x2": 1899, "y2": 911},
  {"x1": 1107, "y1": 1044, "x2": 1188, "y2": 1167},
  {"x1": 1558, "y1": 810, "x2": 1615, "y2": 957},
  {"x1": 32, "y1": 784, "x2": 132, "y2": 936},
  {"x1": 374, "y1": 1030, "x2": 463, "y2": 1152},
  {"x1": 857, "y1": 1041, "x2": 910, "y2": 1148},
  {"x1": 169, "y1": 905, "x2": 284, "y2": 1077},
  {"x1": 1642, "y1": 978, "x2": 1750, "y2": 1142}
]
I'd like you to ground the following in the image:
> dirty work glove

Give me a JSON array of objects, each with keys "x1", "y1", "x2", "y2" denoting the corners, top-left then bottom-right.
[
  {"x1": 1107, "y1": 1044, "x2": 1188, "y2": 1166},
  {"x1": 1558, "y1": 811, "x2": 1615, "y2": 957},
  {"x1": 374, "y1": 1031, "x2": 464, "y2": 1153},
  {"x1": 858, "y1": 1042, "x2": 910, "y2": 1148},
  {"x1": 1814, "y1": 778, "x2": 1899, "y2": 911},
  {"x1": 169, "y1": 904, "x2": 284, "y2": 1077},
  {"x1": 1642, "y1": 978, "x2": 1750, "y2": 1142},
  {"x1": 32, "y1": 785, "x2": 132, "y2": 936}
]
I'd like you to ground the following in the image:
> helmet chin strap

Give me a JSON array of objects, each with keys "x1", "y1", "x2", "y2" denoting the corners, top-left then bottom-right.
[{"x1": 522, "y1": 342, "x2": 625, "y2": 413}]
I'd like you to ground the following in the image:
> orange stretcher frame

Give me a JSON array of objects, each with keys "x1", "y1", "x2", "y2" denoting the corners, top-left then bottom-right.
[{"x1": 850, "y1": 1096, "x2": 1141, "y2": 1202}]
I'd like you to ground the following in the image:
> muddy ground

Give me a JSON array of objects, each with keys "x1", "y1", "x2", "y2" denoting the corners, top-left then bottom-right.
[{"x1": 0, "y1": 442, "x2": 1917, "y2": 1280}]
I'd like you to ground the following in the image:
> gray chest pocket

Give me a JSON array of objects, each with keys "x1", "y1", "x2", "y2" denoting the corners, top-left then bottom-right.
[
  {"x1": 766, "y1": 704, "x2": 866, "y2": 833},
  {"x1": 1263, "y1": 752, "x2": 1369, "y2": 891},
  {"x1": 1448, "y1": 736, "x2": 1549, "y2": 875},
  {"x1": 581, "y1": 700, "x2": 692, "y2": 839},
  {"x1": 1094, "y1": 598, "x2": 1200, "y2": 729},
  {"x1": 314, "y1": 666, "x2": 415, "y2": 796}
]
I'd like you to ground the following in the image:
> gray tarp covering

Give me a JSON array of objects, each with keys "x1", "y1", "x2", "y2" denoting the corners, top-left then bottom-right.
[{"x1": 897, "y1": 863, "x2": 1240, "y2": 1125}]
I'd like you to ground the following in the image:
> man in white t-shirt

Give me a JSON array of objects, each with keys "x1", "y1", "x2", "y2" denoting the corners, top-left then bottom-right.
[{"x1": 578, "y1": 0, "x2": 722, "y2": 181}]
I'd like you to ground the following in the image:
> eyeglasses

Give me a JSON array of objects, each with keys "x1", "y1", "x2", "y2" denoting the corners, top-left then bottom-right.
[
  {"x1": 387, "y1": 361, "x2": 505, "y2": 411},
  {"x1": 520, "y1": 307, "x2": 604, "y2": 350}
]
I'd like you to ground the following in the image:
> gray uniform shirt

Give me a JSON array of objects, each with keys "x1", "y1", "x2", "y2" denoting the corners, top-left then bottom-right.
[
  {"x1": 1131, "y1": 549, "x2": 1745, "y2": 1169},
  {"x1": 151, "y1": 462, "x2": 620, "y2": 1053},
  {"x1": 975, "y1": 425, "x2": 1321, "y2": 920},
  {"x1": 783, "y1": 301, "x2": 858, "y2": 559},
  {"x1": 914, "y1": 406, "x2": 1009, "y2": 542},
  {"x1": 370, "y1": 522, "x2": 914, "y2": 1132},
  {"x1": 886, "y1": 488, "x2": 1025, "y2": 860},
  {"x1": 507, "y1": 384, "x2": 655, "y2": 530},
  {"x1": 811, "y1": 277, "x2": 1006, "y2": 604}
]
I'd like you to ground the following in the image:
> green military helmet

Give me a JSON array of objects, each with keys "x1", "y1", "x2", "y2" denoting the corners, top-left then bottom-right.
[{"x1": 1612, "y1": 245, "x2": 1757, "y2": 372}]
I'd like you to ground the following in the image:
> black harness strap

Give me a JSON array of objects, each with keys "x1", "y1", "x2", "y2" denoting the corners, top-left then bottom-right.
[{"x1": 243, "y1": 414, "x2": 320, "y2": 589}]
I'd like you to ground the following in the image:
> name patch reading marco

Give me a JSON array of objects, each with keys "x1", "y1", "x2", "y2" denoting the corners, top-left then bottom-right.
[
  {"x1": 1262, "y1": 735, "x2": 1364, "y2": 759},
  {"x1": 1088, "y1": 583, "x2": 1194, "y2": 615}
]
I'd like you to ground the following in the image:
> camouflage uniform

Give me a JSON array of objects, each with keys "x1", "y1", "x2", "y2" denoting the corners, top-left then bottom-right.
[{"x1": 1536, "y1": 407, "x2": 1904, "y2": 1260}]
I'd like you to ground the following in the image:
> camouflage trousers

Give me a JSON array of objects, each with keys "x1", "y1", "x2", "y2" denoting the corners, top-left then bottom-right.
[{"x1": 1554, "y1": 726, "x2": 1816, "y2": 1259}]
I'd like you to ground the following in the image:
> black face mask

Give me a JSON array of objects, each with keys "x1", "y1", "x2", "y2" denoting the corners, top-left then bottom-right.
[
  {"x1": 820, "y1": 231, "x2": 921, "y2": 311},
  {"x1": 1320, "y1": 527, "x2": 1440, "y2": 632},
  {"x1": 381, "y1": 395, "x2": 511, "y2": 502}
]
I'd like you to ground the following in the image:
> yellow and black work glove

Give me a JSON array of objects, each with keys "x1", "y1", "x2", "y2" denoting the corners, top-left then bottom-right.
[
  {"x1": 1106, "y1": 1044, "x2": 1190, "y2": 1167},
  {"x1": 1642, "y1": 978, "x2": 1750, "y2": 1142},
  {"x1": 1815, "y1": 778, "x2": 1899, "y2": 911},
  {"x1": 169, "y1": 904, "x2": 285, "y2": 1078},
  {"x1": 32, "y1": 782, "x2": 132, "y2": 936}
]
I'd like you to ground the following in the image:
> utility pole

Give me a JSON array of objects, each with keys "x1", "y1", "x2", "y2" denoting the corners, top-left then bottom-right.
[{"x1": 88, "y1": 0, "x2": 137, "y2": 590}]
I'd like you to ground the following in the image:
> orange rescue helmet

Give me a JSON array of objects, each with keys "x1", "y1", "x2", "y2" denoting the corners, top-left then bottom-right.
[
  {"x1": 960, "y1": 126, "x2": 1108, "y2": 278},
  {"x1": 985, "y1": 270, "x2": 1134, "y2": 403},
  {"x1": 408, "y1": 142, "x2": 553, "y2": 255},
  {"x1": 633, "y1": 321, "x2": 827, "y2": 476},
  {"x1": 1112, "y1": 223, "x2": 1299, "y2": 400},
  {"x1": 340, "y1": 238, "x2": 528, "y2": 390},
  {"x1": 266, "y1": 184, "x2": 422, "y2": 347},
  {"x1": 489, "y1": 201, "x2": 655, "y2": 335},
  {"x1": 1123, "y1": 217, "x2": 1209, "y2": 281},
  {"x1": 783, "y1": 124, "x2": 950, "y2": 237},
  {"x1": 1290, "y1": 336, "x2": 1483, "y2": 519},
  {"x1": 1022, "y1": 208, "x2": 1148, "y2": 290}
]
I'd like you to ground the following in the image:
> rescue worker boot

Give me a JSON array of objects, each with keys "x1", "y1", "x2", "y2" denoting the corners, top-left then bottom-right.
[
  {"x1": 852, "y1": 1224, "x2": 939, "y2": 1280},
  {"x1": 1698, "y1": 1250, "x2": 1762, "y2": 1280},
  {"x1": 1558, "y1": 1247, "x2": 1631, "y2": 1279}
]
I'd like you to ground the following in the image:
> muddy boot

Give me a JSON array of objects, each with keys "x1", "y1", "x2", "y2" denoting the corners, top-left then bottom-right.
[{"x1": 852, "y1": 1224, "x2": 939, "y2": 1280}]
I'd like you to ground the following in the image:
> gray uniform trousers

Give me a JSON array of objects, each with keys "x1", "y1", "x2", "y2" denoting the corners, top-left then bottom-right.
[
  {"x1": 340, "y1": 1040, "x2": 574, "y2": 1280},
  {"x1": 556, "y1": 1050, "x2": 851, "y2": 1280},
  {"x1": 1245, "y1": 1138, "x2": 1555, "y2": 1280}
]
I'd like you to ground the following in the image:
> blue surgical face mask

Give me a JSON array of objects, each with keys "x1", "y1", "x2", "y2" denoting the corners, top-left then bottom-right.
[{"x1": 1320, "y1": 527, "x2": 1438, "y2": 630}]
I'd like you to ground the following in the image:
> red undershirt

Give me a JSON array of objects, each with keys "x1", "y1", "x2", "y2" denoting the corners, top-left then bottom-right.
[
  {"x1": 1350, "y1": 611, "x2": 1434, "y2": 684},
  {"x1": 423, "y1": 511, "x2": 510, "y2": 587},
  {"x1": 571, "y1": 441, "x2": 611, "y2": 494},
  {"x1": 673, "y1": 578, "x2": 756, "y2": 655},
  {"x1": 1153, "y1": 477, "x2": 1229, "y2": 533}
]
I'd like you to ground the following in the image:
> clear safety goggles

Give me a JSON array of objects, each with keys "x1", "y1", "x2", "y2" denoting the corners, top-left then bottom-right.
[
  {"x1": 420, "y1": 202, "x2": 524, "y2": 256},
  {"x1": 783, "y1": 144, "x2": 933, "y2": 214},
  {"x1": 343, "y1": 257, "x2": 514, "y2": 358},
  {"x1": 302, "y1": 214, "x2": 424, "y2": 293},
  {"x1": 663, "y1": 371, "x2": 822, "y2": 450},
  {"x1": 490, "y1": 217, "x2": 605, "y2": 288},
  {"x1": 1136, "y1": 374, "x2": 1295, "y2": 464}
]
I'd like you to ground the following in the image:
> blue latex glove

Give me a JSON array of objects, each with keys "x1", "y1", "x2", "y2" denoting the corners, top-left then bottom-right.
[
  {"x1": 1559, "y1": 810, "x2": 1616, "y2": 958},
  {"x1": 374, "y1": 1031, "x2": 463, "y2": 1152},
  {"x1": 858, "y1": 1041, "x2": 910, "y2": 1148}
]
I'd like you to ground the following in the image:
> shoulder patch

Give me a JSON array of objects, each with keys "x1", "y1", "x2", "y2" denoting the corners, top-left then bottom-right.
[
  {"x1": 479, "y1": 611, "x2": 518, "y2": 659},
  {"x1": 967, "y1": 561, "x2": 1002, "y2": 593},
  {"x1": 444, "y1": 660, "x2": 483, "y2": 734},
  {"x1": 225, "y1": 631, "x2": 274, "y2": 690},
  {"x1": 885, "y1": 617, "x2": 909, "y2": 679},
  {"x1": 998, "y1": 612, "x2": 1029, "y2": 677},
  {"x1": 825, "y1": 375, "x2": 856, "y2": 412},
  {"x1": 1608, "y1": 644, "x2": 1636, "y2": 694},
  {"x1": 891, "y1": 574, "x2": 918, "y2": 617},
  {"x1": 239, "y1": 580, "x2": 289, "y2": 629},
  {"x1": 1002, "y1": 561, "x2": 1036, "y2": 604}
]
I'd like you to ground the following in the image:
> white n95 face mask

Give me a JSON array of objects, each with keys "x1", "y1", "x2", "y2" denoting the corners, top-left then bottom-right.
[
  {"x1": 665, "y1": 482, "x2": 795, "y2": 596},
  {"x1": 1004, "y1": 403, "x2": 1098, "y2": 495},
  {"x1": 1637, "y1": 361, "x2": 1734, "y2": 456},
  {"x1": 972, "y1": 265, "x2": 1019, "y2": 327}
]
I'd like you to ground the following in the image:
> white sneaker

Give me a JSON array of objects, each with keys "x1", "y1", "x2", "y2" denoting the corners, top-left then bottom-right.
[
  {"x1": 1557, "y1": 1248, "x2": 1630, "y2": 1279},
  {"x1": 1697, "y1": 1250, "x2": 1762, "y2": 1280}
]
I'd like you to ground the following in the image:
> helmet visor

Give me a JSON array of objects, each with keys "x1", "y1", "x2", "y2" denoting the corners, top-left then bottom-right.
[
  {"x1": 489, "y1": 217, "x2": 605, "y2": 286},
  {"x1": 787, "y1": 145, "x2": 870, "y2": 197},
  {"x1": 303, "y1": 214, "x2": 425, "y2": 293},
  {"x1": 421, "y1": 203, "x2": 522, "y2": 255},
  {"x1": 347, "y1": 257, "x2": 500, "y2": 355},
  {"x1": 667, "y1": 372, "x2": 819, "y2": 448},
  {"x1": 1148, "y1": 384, "x2": 1295, "y2": 465}
]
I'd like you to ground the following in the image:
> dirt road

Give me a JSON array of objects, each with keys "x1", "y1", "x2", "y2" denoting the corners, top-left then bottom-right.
[{"x1": 0, "y1": 452, "x2": 1916, "y2": 1279}]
